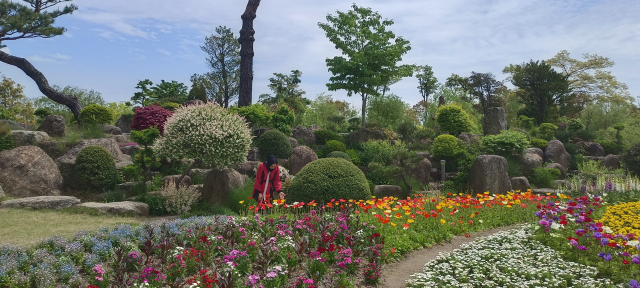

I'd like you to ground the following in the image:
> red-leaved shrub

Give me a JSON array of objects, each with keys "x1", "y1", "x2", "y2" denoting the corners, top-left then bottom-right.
[{"x1": 130, "y1": 105, "x2": 173, "y2": 134}]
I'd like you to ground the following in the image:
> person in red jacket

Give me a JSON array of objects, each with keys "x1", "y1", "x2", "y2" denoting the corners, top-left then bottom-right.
[{"x1": 253, "y1": 155, "x2": 286, "y2": 203}]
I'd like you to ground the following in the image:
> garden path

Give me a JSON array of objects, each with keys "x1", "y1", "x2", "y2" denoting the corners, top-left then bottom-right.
[{"x1": 380, "y1": 224, "x2": 518, "y2": 288}]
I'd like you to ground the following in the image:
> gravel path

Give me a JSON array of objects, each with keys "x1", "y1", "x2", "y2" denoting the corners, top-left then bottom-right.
[{"x1": 379, "y1": 225, "x2": 519, "y2": 288}]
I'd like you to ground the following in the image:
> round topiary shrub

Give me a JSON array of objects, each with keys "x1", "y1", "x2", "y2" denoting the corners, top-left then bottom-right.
[
  {"x1": 431, "y1": 134, "x2": 464, "y2": 160},
  {"x1": 536, "y1": 123, "x2": 558, "y2": 141},
  {"x1": 75, "y1": 145, "x2": 118, "y2": 192},
  {"x1": 436, "y1": 104, "x2": 472, "y2": 136},
  {"x1": 567, "y1": 119, "x2": 584, "y2": 132},
  {"x1": 327, "y1": 151, "x2": 351, "y2": 162},
  {"x1": 530, "y1": 138, "x2": 548, "y2": 149},
  {"x1": 257, "y1": 130, "x2": 292, "y2": 161},
  {"x1": 131, "y1": 105, "x2": 173, "y2": 134},
  {"x1": 315, "y1": 129, "x2": 344, "y2": 145},
  {"x1": 79, "y1": 104, "x2": 113, "y2": 125},
  {"x1": 481, "y1": 130, "x2": 530, "y2": 156},
  {"x1": 598, "y1": 140, "x2": 619, "y2": 155},
  {"x1": 287, "y1": 158, "x2": 370, "y2": 204},
  {"x1": 622, "y1": 143, "x2": 640, "y2": 177},
  {"x1": 324, "y1": 140, "x2": 346, "y2": 154}
]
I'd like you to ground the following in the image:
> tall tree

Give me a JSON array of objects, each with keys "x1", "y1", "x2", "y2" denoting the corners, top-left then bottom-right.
[
  {"x1": 416, "y1": 65, "x2": 438, "y2": 103},
  {"x1": 0, "y1": 74, "x2": 35, "y2": 124},
  {"x1": 318, "y1": 4, "x2": 412, "y2": 127},
  {"x1": 466, "y1": 72, "x2": 505, "y2": 113},
  {"x1": 504, "y1": 60, "x2": 572, "y2": 125},
  {"x1": 131, "y1": 79, "x2": 189, "y2": 106},
  {"x1": 201, "y1": 26, "x2": 240, "y2": 108},
  {"x1": 0, "y1": 0, "x2": 82, "y2": 121},
  {"x1": 34, "y1": 85, "x2": 105, "y2": 115},
  {"x1": 258, "y1": 70, "x2": 310, "y2": 118},
  {"x1": 238, "y1": 0, "x2": 261, "y2": 107},
  {"x1": 187, "y1": 74, "x2": 210, "y2": 104}
]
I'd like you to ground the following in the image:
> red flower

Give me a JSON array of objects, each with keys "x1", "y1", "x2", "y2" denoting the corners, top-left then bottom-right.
[{"x1": 623, "y1": 259, "x2": 630, "y2": 264}]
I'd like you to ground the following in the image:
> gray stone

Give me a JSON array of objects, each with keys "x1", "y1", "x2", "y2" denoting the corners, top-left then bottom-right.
[
  {"x1": 518, "y1": 152, "x2": 543, "y2": 177},
  {"x1": 457, "y1": 132, "x2": 481, "y2": 145},
  {"x1": 232, "y1": 161, "x2": 260, "y2": 176},
  {"x1": 292, "y1": 126, "x2": 317, "y2": 146},
  {"x1": 289, "y1": 146, "x2": 318, "y2": 175},
  {"x1": 601, "y1": 154, "x2": 621, "y2": 170},
  {"x1": 115, "y1": 114, "x2": 133, "y2": 133},
  {"x1": 585, "y1": 156, "x2": 605, "y2": 161},
  {"x1": 38, "y1": 141, "x2": 73, "y2": 160},
  {"x1": 119, "y1": 144, "x2": 140, "y2": 156},
  {"x1": 36, "y1": 115, "x2": 66, "y2": 137},
  {"x1": 430, "y1": 168, "x2": 440, "y2": 182},
  {"x1": 409, "y1": 158, "x2": 432, "y2": 185},
  {"x1": 348, "y1": 128, "x2": 385, "y2": 145},
  {"x1": 510, "y1": 177, "x2": 531, "y2": 191},
  {"x1": 308, "y1": 124, "x2": 321, "y2": 131},
  {"x1": 11, "y1": 130, "x2": 51, "y2": 147},
  {"x1": 468, "y1": 155, "x2": 512, "y2": 194},
  {"x1": 554, "y1": 180, "x2": 572, "y2": 190},
  {"x1": 483, "y1": 107, "x2": 507, "y2": 135},
  {"x1": 101, "y1": 125, "x2": 122, "y2": 135},
  {"x1": 523, "y1": 148, "x2": 544, "y2": 159},
  {"x1": 111, "y1": 134, "x2": 131, "y2": 144},
  {"x1": 532, "y1": 188, "x2": 557, "y2": 195},
  {"x1": 579, "y1": 142, "x2": 606, "y2": 157},
  {"x1": 545, "y1": 163, "x2": 567, "y2": 180},
  {"x1": 0, "y1": 196, "x2": 80, "y2": 209},
  {"x1": 79, "y1": 201, "x2": 149, "y2": 216},
  {"x1": 189, "y1": 169, "x2": 212, "y2": 180},
  {"x1": 202, "y1": 168, "x2": 245, "y2": 205},
  {"x1": 0, "y1": 119, "x2": 34, "y2": 131},
  {"x1": 544, "y1": 140, "x2": 571, "y2": 170},
  {"x1": 162, "y1": 175, "x2": 192, "y2": 187},
  {"x1": 279, "y1": 158, "x2": 289, "y2": 169},
  {"x1": 288, "y1": 137, "x2": 299, "y2": 149},
  {"x1": 373, "y1": 185, "x2": 403, "y2": 198},
  {"x1": 416, "y1": 152, "x2": 433, "y2": 163},
  {"x1": 0, "y1": 146, "x2": 63, "y2": 198},
  {"x1": 247, "y1": 147, "x2": 259, "y2": 161}
]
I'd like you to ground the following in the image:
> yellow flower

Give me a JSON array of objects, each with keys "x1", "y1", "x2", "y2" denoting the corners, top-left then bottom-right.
[
  {"x1": 239, "y1": 200, "x2": 244, "y2": 204},
  {"x1": 407, "y1": 219, "x2": 415, "y2": 223},
  {"x1": 390, "y1": 222, "x2": 397, "y2": 227},
  {"x1": 440, "y1": 219, "x2": 446, "y2": 225}
]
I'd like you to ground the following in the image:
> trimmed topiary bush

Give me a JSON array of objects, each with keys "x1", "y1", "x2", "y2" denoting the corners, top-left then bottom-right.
[
  {"x1": 431, "y1": 135, "x2": 465, "y2": 160},
  {"x1": 75, "y1": 145, "x2": 118, "y2": 192},
  {"x1": 599, "y1": 140, "x2": 619, "y2": 155},
  {"x1": 324, "y1": 140, "x2": 346, "y2": 154},
  {"x1": 131, "y1": 105, "x2": 173, "y2": 134},
  {"x1": 436, "y1": 104, "x2": 472, "y2": 136},
  {"x1": 482, "y1": 130, "x2": 530, "y2": 156},
  {"x1": 287, "y1": 158, "x2": 370, "y2": 203},
  {"x1": 530, "y1": 138, "x2": 548, "y2": 149},
  {"x1": 257, "y1": 129, "x2": 292, "y2": 161},
  {"x1": 79, "y1": 104, "x2": 113, "y2": 125},
  {"x1": 327, "y1": 151, "x2": 351, "y2": 162},
  {"x1": 536, "y1": 123, "x2": 558, "y2": 141},
  {"x1": 567, "y1": 118, "x2": 584, "y2": 132},
  {"x1": 34, "y1": 108, "x2": 52, "y2": 119},
  {"x1": 622, "y1": 143, "x2": 640, "y2": 177},
  {"x1": 315, "y1": 129, "x2": 344, "y2": 145}
]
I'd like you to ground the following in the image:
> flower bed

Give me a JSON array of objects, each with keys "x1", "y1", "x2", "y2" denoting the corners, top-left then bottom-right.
[{"x1": 406, "y1": 225, "x2": 623, "y2": 287}]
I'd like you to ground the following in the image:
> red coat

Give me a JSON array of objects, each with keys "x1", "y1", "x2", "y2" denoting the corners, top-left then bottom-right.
[{"x1": 253, "y1": 163, "x2": 282, "y2": 201}]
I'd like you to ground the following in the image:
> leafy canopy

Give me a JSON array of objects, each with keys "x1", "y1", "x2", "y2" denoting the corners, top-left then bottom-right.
[
  {"x1": 0, "y1": 74, "x2": 35, "y2": 124},
  {"x1": 0, "y1": 0, "x2": 77, "y2": 48},
  {"x1": 131, "y1": 79, "x2": 189, "y2": 106}
]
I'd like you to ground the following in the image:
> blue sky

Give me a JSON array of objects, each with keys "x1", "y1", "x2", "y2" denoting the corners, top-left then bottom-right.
[{"x1": 1, "y1": 0, "x2": 639, "y2": 109}]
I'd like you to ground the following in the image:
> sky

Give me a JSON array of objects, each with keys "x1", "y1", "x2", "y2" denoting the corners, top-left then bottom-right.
[{"x1": 1, "y1": 0, "x2": 639, "y2": 110}]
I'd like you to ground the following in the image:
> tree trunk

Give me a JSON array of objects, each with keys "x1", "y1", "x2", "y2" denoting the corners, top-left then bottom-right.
[
  {"x1": 360, "y1": 93, "x2": 367, "y2": 128},
  {"x1": 238, "y1": 0, "x2": 262, "y2": 107},
  {"x1": 0, "y1": 50, "x2": 83, "y2": 122}
]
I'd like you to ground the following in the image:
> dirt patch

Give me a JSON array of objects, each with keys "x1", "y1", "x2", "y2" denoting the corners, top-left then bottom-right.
[{"x1": 380, "y1": 225, "x2": 519, "y2": 288}]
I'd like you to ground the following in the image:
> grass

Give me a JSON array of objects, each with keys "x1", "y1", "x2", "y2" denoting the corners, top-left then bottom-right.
[{"x1": 0, "y1": 208, "x2": 143, "y2": 246}]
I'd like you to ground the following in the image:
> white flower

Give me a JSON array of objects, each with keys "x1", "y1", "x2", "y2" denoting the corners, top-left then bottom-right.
[
  {"x1": 626, "y1": 240, "x2": 639, "y2": 246},
  {"x1": 550, "y1": 222, "x2": 563, "y2": 230},
  {"x1": 603, "y1": 226, "x2": 613, "y2": 234}
]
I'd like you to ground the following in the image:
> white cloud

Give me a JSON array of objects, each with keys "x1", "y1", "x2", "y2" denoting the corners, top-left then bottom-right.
[
  {"x1": 27, "y1": 55, "x2": 58, "y2": 63},
  {"x1": 52, "y1": 53, "x2": 72, "y2": 60},
  {"x1": 157, "y1": 49, "x2": 171, "y2": 56}
]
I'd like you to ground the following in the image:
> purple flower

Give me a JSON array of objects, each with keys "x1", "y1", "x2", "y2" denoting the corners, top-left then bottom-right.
[
  {"x1": 629, "y1": 279, "x2": 640, "y2": 288},
  {"x1": 539, "y1": 219, "x2": 550, "y2": 227},
  {"x1": 598, "y1": 253, "x2": 612, "y2": 261},
  {"x1": 601, "y1": 238, "x2": 610, "y2": 245},
  {"x1": 593, "y1": 232, "x2": 603, "y2": 239},
  {"x1": 577, "y1": 245, "x2": 588, "y2": 251},
  {"x1": 632, "y1": 256, "x2": 640, "y2": 265},
  {"x1": 570, "y1": 239, "x2": 578, "y2": 246}
]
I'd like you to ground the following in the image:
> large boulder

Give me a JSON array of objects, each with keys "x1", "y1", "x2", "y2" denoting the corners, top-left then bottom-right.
[
  {"x1": 409, "y1": 158, "x2": 432, "y2": 185},
  {"x1": 246, "y1": 147, "x2": 259, "y2": 161},
  {"x1": 601, "y1": 154, "x2": 621, "y2": 170},
  {"x1": 189, "y1": 169, "x2": 213, "y2": 180},
  {"x1": 523, "y1": 148, "x2": 544, "y2": 159},
  {"x1": 0, "y1": 196, "x2": 80, "y2": 209},
  {"x1": 36, "y1": 115, "x2": 66, "y2": 137},
  {"x1": 111, "y1": 135, "x2": 131, "y2": 144},
  {"x1": 289, "y1": 137, "x2": 299, "y2": 149},
  {"x1": 483, "y1": 107, "x2": 507, "y2": 135},
  {"x1": 289, "y1": 146, "x2": 318, "y2": 175},
  {"x1": 56, "y1": 138, "x2": 133, "y2": 188},
  {"x1": 202, "y1": 168, "x2": 245, "y2": 205},
  {"x1": 115, "y1": 114, "x2": 133, "y2": 133},
  {"x1": 101, "y1": 125, "x2": 122, "y2": 135},
  {"x1": 457, "y1": 132, "x2": 481, "y2": 145},
  {"x1": 11, "y1": 130, "x2": 50, "y2": 147},
  {"x1": 348, "y1": 128, "x2": 385, "y2": 145},
  {"x1": 518, "y1": 152, "x2": 543, "y2": 177},
  {"x1": 416, "y1": 152, "x2": 434, "y2": 163},
  {"x1": 38, "y1": 141, "x2": 74, "y2": 160},
  {"x1": 468, "y1": 155, "x2": 512, "y2": 194},
  {"x1": 544, "y1": 140, "x2": 571, "y2": 170},
  {"x1": 291, "y1": 126, "x2": 317, "y2": 146},
  {"x1": 0, "y1": 119, "x2": 34, "y2": 131},
  {"x1": 0, "y1": 146, "x2": 63, "y2": 198},
  {"x1": 373, "y1": 185, "x2": 403, "y2": 198},
  {"x1": 232, "y1": 161, "x2": 260, "y2": 176},
  {"x1": 308, "y1": 124, "x2": 321, "y2": 132},
  {"x1": 79, "y1": 201, "x2": 149, "y2": 216},
  {"x1": 510, "y1": 177, "x2": 530, "y2": 191},
  {"x1": 579, "y1": 142, "x2": 605, "y2": 157},
  {"x1": 545, "y1": 163, "x2": 567, "y2": 180},
  {"x1": 119, "y1": 144, "x2": 140, "y2": 157}
]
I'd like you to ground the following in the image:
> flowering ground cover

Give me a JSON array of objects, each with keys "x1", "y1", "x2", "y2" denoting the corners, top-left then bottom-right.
[{"x1": 406, "y1": 225, "x2": 624, "y2": 288}]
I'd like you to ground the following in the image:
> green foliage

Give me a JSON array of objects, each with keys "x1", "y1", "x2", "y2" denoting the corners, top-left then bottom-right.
[
  {"x1": 200, "y1": 26, "x2": 241, "y2": 107},
  {"x1": 0, "y1": 0, "x2": 77, "y2": 49},
  {"x1": 366, "y1": 93, "x2": 409, "y2": 131},
  {"x1": 131, "y1": 79, "x2": 189, "y2": 106},
  {"x1": 567, "y1": 118, "x2": 584, "y2": 132},
  {"x1": 230, "y1": 104, "x2": 272, "y2": 129},
  {"x1": 529, "y1": 167, "x2": 560, "y2": 188},
  {"x1": 536, "y1": 123, "x2": 558, "y2": 141},
  {"x1": 130, "y1": 127, "x2": 160, "y2": 147},
  {"x1": 481, "y1": 130, "x2": 530, "y2": 156},
  {"x1": 271, "y1": 103, "x2": 295, "y2": 135},
  {"x1": 435, "y1": 104, "x2": 472, "y2": 136},
  {"x1": 519, "y1": 115, "x2": 534, "y2": 130},
  {"x1": 622, "y1": 143, "x2": 640, "y2": 177},
  {"x1": 431, "y1": 135, "x2": 465, "y2": 160},
  {"x1": 361, "y1": 140, "x2": 404, "y2": 166},
  {"x1": 78, "y1": 104, "x2": 113, "y2": 125},
  {"x1": 571, "y1": 153, "x2": 586, "y2": 170},
  {"x1": 34, "y1": 108, "x2": 52, "y2": 119},
  {"x1": 74, "y1": 146, "x2": 118, "y2": 192},
  {"x1": 0, "y1": 121, "x2": 10, "y2": 138},
  {"x1": 157, "y1": 102, "x2": 180, "y2": 111},
  {"x1": 327, "y1": 151, "x2": 351, "y2": 162},
  {"x1": 33, "y1": 86, "x2": 106, "y2": 122},
  {"x1": 574, "y1": 128, "x2": 596, "y2": 142},
  {"x1": 598, "y1": 140, "x2": 619, "y2": 155},
  {"x1": 258, "y1": 70, "x2": 310, "y2": 122},
  {"x1": 257, "y1": 130, "x2": 292, "y2": 161},
  {"x1": 442, "y1": 172, "x2": 470, "y2": 193},
  {"x1": 287, "y1": 158, "x2": 370, "y2": 203},
  {"x1": 315, "y1": 129, "x2": 344, "y2": 145},
  {"x1": 553, "y1": 129, "x2": 572, "y2": 144},
  {"x1": 0, "y1": 75, "x2": 36, "y2": 125},
  {"x1": 344, "y1": 149, "x2": 361, "y2": 166},
  {"x1": 301, "y1": 94, "x2": 358, "y2": 132},
  {"x1": 324, "y1": 140, "x2": 347, "y2": 154},
  {"x1": 134, "y1": 192, "x2": 169, "y2": 216},
  {"x1": 120, "y1": 164, "x2": 143, "y2": 182},
  {"x1": 0, "y1": 126, "x2": 13, "y2": 152},
  {"x1": 505, "y1": 156, "x2": 522, "y2": 177},
  {"x1": 80, "y1": 124, "x2": 106, "y2": 139}
]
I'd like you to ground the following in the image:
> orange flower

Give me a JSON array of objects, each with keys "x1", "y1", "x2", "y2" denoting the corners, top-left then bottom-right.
[
  {"x1": 395, "y1": 213, "x2": 402, "y2": 219},
  {"x1": 402, "y1": 223, "x2": 410, "y2": 229}
]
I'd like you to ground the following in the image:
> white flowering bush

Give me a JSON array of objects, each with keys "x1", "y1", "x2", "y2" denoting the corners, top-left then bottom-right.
[
  {"x1": 153, "y1": 102, "x2": 252, "y2": 168},
  {"x1": 407, "y1": 225, "x2": 623, "y2": 288},
  {"x1": 161, "y1": 179, "x2": 201, "y2": 215}
]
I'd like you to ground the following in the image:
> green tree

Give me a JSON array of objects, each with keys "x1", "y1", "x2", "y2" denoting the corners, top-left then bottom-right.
[
  {"x1": 366, "y1": 93, "x2": 408, "y2": 130},
  {"x1": 131, "y1": 79, "x2": 189, "y2": 106},
  {"x1": 301, "y1": 93, "x2": 358, "y2": 132},
  {"x1": 33, "y1": 85, "x2": 106, "y2": 120},
  {"x1": 504, "y1": 60, "x2": 572, "y2": 125},
  {"x1": 416, "y1": 65, "x2": 438, "y2": 103},
  {"x1": 318, "y1": 4, "x2": 412, "y2": 128},
  {"x1": 258, "y1": 70, "x2": 310, "y2": 120},
  {"x1": 187, "y1": 75, "x2": 209, "y2": 104},
  {"x1": 0, "y1": 74, "x2": 35, "y2": 124},
  {"x1": 0, "y1": 0, "x2": 83, "y2": 121},
  {"x1": 200, "y1": 26, "x2": 240, "y2": 108},
  {"x1": 466, "y1": 72, "x2": 505, "y2": 114}
]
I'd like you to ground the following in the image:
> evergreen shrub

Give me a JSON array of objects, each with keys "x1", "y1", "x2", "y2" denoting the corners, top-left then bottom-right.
[
  {"x1": 75, "y1": 145, "x2": 118, "y2": 192},
  {"x1": 257, "y1": 130, "x2": 292, "y2": 161},
  {"x1": 79, "y1": 104, "x2": 113, "y2": 125},
  {"x1": 623, "y1": 143, "x2": 640, "y2": 177},
  {"x1": 436, "y1": 104, "x2": 472, "y2": 136},
  {"x1": 537, "y1": 123, "x2": 558, "y2": 141},
  {"x1": 345, "y1": 149, "x2": 361, "y2": 166},
  {"x1": 431, "y1": 135, "x2": 465, "y2": 160},
  {"x1": 287, "y1": 158, "x2": 370, "y2": 203},
  {"x1": 482, "y1": 130, "x2": 530, "y2": 156},
  {"x1": 324, "y1": 140, "x2": 346, "y2": 154},
  {"x1": 530, "y1": 138, "x2": 548, "y2": 149},
  {"x1": 599, "y1": 140, "x2": 619, "y2": 155},
  {"x1": 327, "y1": 151, "x2": 351, "y2": 162},
  {"x1": 315, "y1": 129, "x2": 344, "y2": 145}
]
